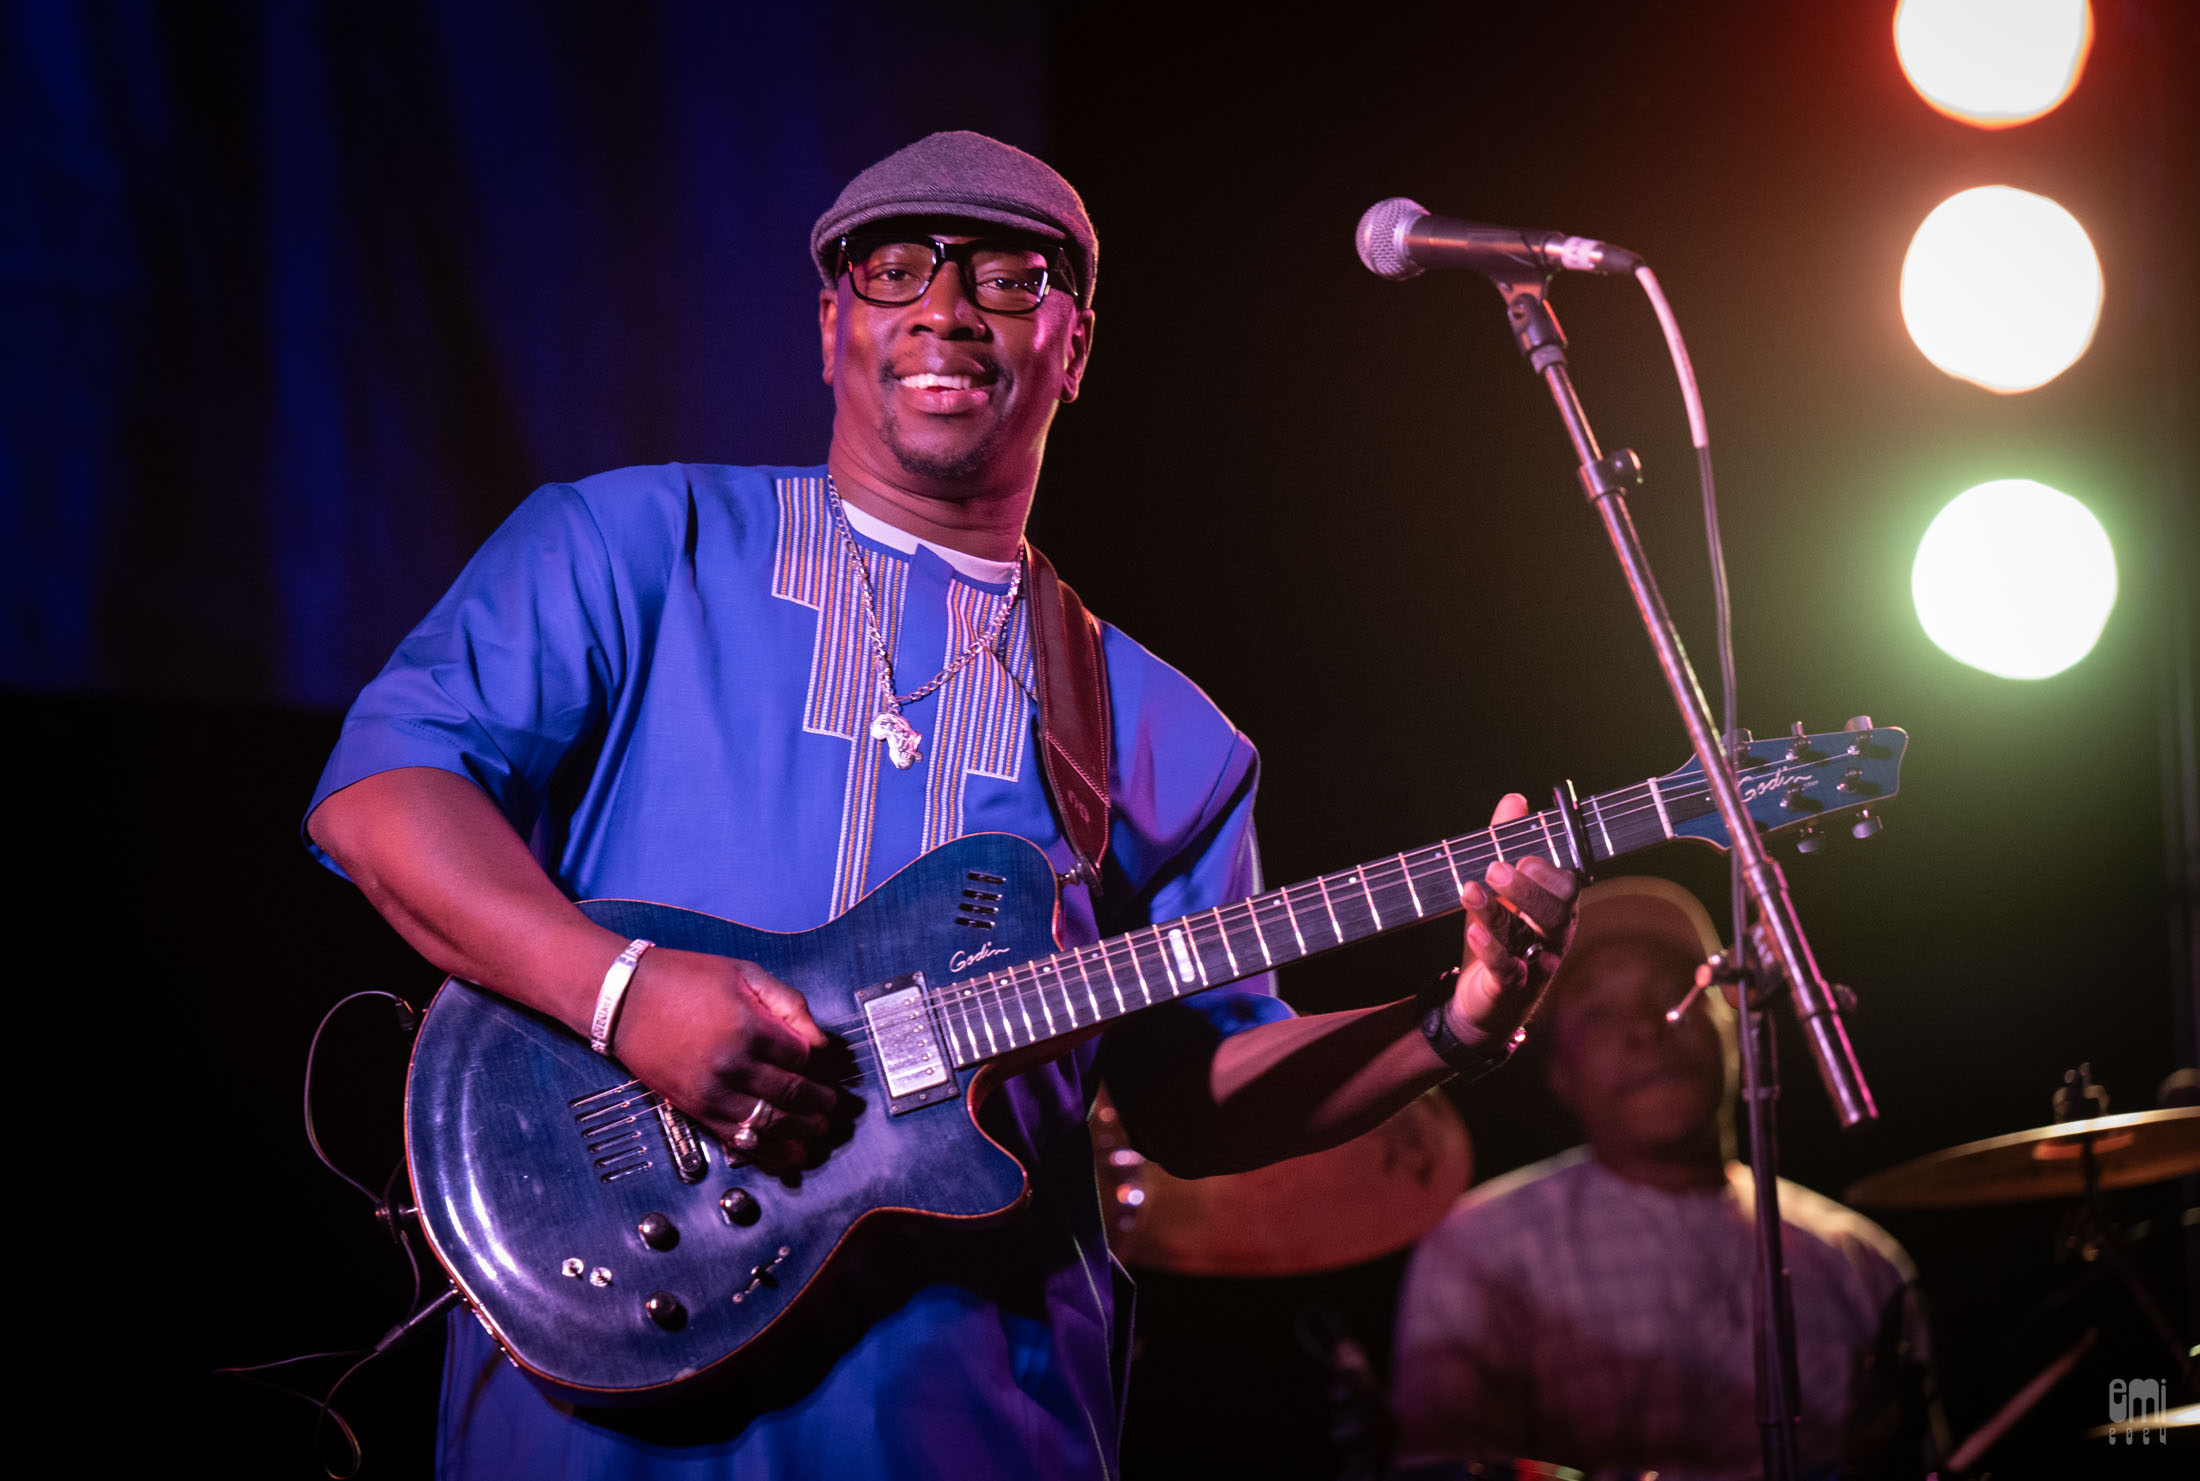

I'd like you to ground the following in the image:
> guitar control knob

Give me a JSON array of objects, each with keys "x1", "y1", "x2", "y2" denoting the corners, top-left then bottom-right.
[
  {"x1": 637, "y1": 1212, "x2": 679, "y2": 1251},
  {"x1": 719, "y1": 1188, "x2": 760, "y2": 1226},
  {"x1": 644, "y1": 1291, "x2": 687, "y2": 1331},
  {"x1": 1850, "y1": 809, "x2": 1883, "y2": 840}
]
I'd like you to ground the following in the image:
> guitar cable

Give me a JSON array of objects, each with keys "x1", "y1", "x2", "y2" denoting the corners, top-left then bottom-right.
[
  {"x1": 302, "y1": 990, "x2": 419, "y2": 1205},
  {"x1": 214, "y1": 988, "x2": 447, "y2": 1480}
]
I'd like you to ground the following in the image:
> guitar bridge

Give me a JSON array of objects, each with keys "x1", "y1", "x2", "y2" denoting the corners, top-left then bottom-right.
[
  {"x1": 656, "y1": 1102, "x2": 709, "y2": 1183},
  {"x1": 856, "y1": 972, "x2": 958, "y2": 1115}
]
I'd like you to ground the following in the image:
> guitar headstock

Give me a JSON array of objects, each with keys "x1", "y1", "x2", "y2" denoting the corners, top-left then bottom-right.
[{"x1": 1664, "y1": 719, "x2": 1907, "y2": 853}]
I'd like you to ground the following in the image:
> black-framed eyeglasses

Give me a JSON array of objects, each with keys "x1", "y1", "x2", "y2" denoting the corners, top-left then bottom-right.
[{"x1": 837, "y1": 234, "x2": 1078, "y2": 314}]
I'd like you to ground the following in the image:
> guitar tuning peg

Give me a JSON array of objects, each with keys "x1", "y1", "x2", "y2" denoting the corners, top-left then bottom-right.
[
  {"x1": 1849, "y1": 808, "x2": 1883, "y2": 841},
  {"x1": 1791, "y1": 721, "x2": 1808, "y2": 737},
  {"x1": 1794, "y1": 826, "x2": 1823, "y2": 855},
  {"x1": 1844, "y1": 715, "x2": 1875, "y2": 732}
]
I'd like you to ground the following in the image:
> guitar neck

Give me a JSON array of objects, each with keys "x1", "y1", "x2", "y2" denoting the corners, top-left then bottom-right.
[{"x1": 927, "y1": 771, "x2": 1711, "y2": 1069}]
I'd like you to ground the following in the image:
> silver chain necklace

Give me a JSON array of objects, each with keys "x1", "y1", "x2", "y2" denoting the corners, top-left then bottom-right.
[{"x1": 826, "y1": 475, "x2": 1025, "y2": 770}]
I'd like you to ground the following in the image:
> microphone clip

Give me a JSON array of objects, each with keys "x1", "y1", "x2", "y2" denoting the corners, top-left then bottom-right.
[{"x1": 1494, "y1": 274, "x2": 1568, "y2": 374}]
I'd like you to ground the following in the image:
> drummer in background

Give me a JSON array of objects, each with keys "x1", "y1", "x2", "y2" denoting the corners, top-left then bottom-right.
[{"x1": 1391, "y1": 877, "x2": 1943, "y2": 1479}]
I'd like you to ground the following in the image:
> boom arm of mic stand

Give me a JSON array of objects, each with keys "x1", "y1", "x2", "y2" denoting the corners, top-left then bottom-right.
[{"x1": 1491, "y1": 275, "x2": 1877, "y2": 1129}]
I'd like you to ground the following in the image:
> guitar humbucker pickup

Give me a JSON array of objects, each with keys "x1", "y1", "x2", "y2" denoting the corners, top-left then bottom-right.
[{"x1": 855, "y1": 972, "x2": 958, "y2": 1114}]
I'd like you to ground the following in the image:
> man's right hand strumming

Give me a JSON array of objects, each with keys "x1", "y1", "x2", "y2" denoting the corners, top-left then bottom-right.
[{"x1": 608, "y1": 948, "x2": 841, "y2": 1168}]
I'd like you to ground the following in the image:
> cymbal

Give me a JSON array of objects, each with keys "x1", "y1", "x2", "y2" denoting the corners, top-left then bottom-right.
[
  {"x1": 1846, "y1": 1107, "x2": 2200, "y2": 1210},
  {"x1": 1097, "y1": 1088, "x2": 1471, "y2": 1276},
  {"x1": 2086, "y1": 1402, "x2": 2198, "y2": 1438}
]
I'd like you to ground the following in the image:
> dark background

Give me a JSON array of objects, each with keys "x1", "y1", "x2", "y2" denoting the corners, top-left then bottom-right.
[{"x1": 9, "y1": 2, "x2": 2193, "y2": 1476}]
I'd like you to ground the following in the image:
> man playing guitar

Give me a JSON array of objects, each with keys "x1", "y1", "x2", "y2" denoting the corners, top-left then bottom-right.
[{"x1": 307, "y1": 131, "x2": 1576, "y2": 1479}]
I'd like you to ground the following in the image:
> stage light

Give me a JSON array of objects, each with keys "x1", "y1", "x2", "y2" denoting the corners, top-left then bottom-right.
[
  {"x1": 1911, "y1": 479, "x2": 2117, "y2": 680},
  {"x1": 1900, "y1": 186, "x2": 2102, "y2": 392},
  {"x1": 1894, "y1": 0, "x2": 2093, "y2": 128}
]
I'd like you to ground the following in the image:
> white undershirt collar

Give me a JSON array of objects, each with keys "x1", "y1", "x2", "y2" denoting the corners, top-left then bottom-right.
[{"x1": 839, "y1": 499, "x2": 1019, "y2": 586}]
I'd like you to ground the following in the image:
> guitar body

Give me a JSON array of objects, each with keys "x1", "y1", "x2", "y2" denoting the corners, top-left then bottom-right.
[{"x1": 404, "y1": 832, "x2": 1064, "y2": 1405}]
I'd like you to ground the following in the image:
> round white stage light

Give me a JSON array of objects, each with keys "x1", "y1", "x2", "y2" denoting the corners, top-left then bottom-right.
[
  {"x1": 1895, "y1": 0, "x2": 2092, "y2": 128},
  {"x1": 1901, "y1": 186, "x2": 2102, "y2": 393},
  {"x1": 1911, "y1": 478, "x2": 2117, "y2": 680}
]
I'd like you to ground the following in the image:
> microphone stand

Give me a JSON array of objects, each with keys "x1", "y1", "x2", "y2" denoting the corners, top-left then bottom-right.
[
  {"x1": 1732, "y1": 948, "x2": 1807, "y2": 1481},
  {"x1": 1482, "y1": 272, "x2": 1879, "y2": 1481}
]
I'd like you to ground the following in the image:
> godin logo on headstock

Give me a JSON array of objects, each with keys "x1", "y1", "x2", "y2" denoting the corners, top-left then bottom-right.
[
  {"x1": 1740, "y1": 765, "x2": 1816, "y2": 804},
  {"x1": 950, "y1": 941, "x2": 1009, "y2": 973}
]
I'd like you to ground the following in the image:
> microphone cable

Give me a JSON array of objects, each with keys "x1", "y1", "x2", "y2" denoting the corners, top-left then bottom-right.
[{"x1": 1629, "y1": 265, "x2": 1748, "y2": 983}]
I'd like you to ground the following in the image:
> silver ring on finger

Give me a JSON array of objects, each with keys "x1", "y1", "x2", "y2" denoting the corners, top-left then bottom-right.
[{"x1": 730, "y1": 1097, "x2": 774, "y2": 1153}]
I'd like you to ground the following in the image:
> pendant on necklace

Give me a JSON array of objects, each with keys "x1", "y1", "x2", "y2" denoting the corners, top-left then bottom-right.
[{"x1": 870, "y1": 710, "x2": 923, "y2": 769}]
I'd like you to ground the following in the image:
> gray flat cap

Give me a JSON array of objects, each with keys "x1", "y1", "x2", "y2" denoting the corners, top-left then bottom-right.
[{"x1": 811, "y1": 131, "x2": 1097, "y2": 306}]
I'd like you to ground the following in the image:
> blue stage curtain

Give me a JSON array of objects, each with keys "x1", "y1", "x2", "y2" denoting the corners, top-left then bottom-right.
[{"x1": 4, "y1": 0, "x2": 1048, "y2": 706}]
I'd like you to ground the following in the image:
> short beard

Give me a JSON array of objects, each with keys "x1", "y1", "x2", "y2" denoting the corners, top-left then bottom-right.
[{"x1": 875, "y1": 365, "x2": 1012, "y2": 483}]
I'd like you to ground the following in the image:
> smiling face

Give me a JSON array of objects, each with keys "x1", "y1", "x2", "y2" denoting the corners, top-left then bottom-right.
[
  {"x1": 1547, "y1": 937, "x2": 1731, "y2": 1176},
  {"x1": 820, "y1": 219, "x2": 1094, "y2": 510}
]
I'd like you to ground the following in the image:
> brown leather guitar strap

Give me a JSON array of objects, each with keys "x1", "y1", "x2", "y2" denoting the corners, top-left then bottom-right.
[{"x1": 1022, "y1": 542, "x2": 1111, "y2": 894}]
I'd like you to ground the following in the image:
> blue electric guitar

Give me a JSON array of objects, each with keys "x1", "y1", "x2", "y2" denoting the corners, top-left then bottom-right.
[{"x1": 404, "y1": 723, "x2": 1905, "y2": 1404}]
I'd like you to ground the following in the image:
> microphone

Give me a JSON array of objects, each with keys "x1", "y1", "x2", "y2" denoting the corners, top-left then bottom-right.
[{"x1": 1355, "y1": 197, "x2": 1642, "y2": 282}]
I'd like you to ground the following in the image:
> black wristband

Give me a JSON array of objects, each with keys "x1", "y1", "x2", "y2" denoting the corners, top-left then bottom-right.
[{"x1": 1416, "y1": 967, "x2": 1529, "y2": 1081}]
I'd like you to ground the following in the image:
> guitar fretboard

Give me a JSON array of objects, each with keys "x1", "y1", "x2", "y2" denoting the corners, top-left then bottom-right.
[{"x1": 925, "y1": 771, "x2": 1714, "y2": 1068}]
